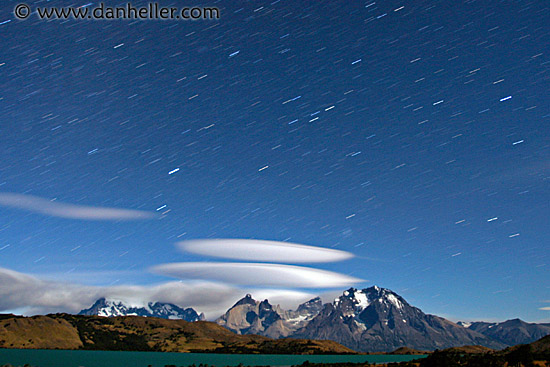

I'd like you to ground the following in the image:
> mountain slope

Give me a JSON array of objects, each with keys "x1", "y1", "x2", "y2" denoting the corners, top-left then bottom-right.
[
  {"x1": 78, "y1": 298, "x2": 205, "y2": 322},
  {"x1": 529, "y1": 334, "x2": 550, "y2": 357},
  {"x1": 0, "y1": 313, "x2": 355, "y2": 354},
  {"x1": 465, "y1": 319, "x2": 550, "y2": 346},
  {"x1": 293, "y1": 286, "x2": 505, "y2": 352}
]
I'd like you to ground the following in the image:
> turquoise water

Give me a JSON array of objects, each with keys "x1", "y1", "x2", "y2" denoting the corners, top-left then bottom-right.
[{"x1": 0, "y1": 349, "x2": 426, "y2": 366}]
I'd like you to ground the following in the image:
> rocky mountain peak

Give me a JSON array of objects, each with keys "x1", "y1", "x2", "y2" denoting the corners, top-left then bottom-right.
[
  {"x1": 332, "y1": 286, "x2": 406, "y2": 319},
  {"x1": 296, "y1": 297, "x2": 323, "y2": 313},
  {"x1": 233, "y1": 293, "x2": 257, "y2": 307}
]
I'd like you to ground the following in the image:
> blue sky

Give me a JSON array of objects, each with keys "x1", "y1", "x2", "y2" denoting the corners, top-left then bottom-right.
[{"x1": 0, "y1": 0, "x2": 548, "y2": 322}]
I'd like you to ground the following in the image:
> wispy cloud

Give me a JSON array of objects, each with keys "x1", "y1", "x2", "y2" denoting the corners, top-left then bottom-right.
[
  {"x1": 151, "y1": 262, "x2": 362, "y2": 288},
  {"x1": 0, "y1": 267, "x2": 316, "y2": 318},
  {"x1": 539, "y1": 307, "x2": 550, "y2": 311},
  {"x1": 178, "y1": 239, "x2": 354, "y2": 263},
  {"x1": 0, "y1": 193, "x2": 155, "y2": 220}
]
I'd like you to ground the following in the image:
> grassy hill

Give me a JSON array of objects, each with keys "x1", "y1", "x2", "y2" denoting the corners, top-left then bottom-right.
[
  {"x1": 0, "y1": 313, "x2": 356, "y2": 354},
  {"x1": 0, "y1": 315, "x2": 82, "y2": 350}
]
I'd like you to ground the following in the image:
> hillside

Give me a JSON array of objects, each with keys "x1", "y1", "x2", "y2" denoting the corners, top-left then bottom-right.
[
  {"x1": 500, "y1": 334, "x2": 550, "y2": 361},
  {"x1": 529, "y1": 334, "x2": 550, "y2": 355},
  {"x1": 0, "y1": 313, "x2": 355, "y2": 354},
  {"x1": 0, "y1": 314, "x2": 82, "y2": 350}
]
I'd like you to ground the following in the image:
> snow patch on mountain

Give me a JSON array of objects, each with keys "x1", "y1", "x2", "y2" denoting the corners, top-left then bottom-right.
[
  {"x1": 386, "y1": 293, "x2": 403, "y2": 309},
  {"x1": 353, "y1": 290, "x2": 370, "y2": 310}
]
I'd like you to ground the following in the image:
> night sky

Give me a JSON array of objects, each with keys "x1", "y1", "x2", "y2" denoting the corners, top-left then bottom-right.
[{"x1": 0, "y1": 0, "x2": 548, "y2": 322}]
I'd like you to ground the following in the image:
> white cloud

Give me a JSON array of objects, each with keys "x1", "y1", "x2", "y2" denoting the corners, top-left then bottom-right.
[
  {"x1": 178, "y1": 239, "x2": 354, "y2": 263},
  {"x1": 151, "y1": 262, "x2": 362, "y2": 288},
  {"x1": 0, "y1": 267, "x2": 239, "y2": 318},
  {"x1": 0, "y1": 267, "x2": 320, "y2": 319},
  {"x1": 0, "y1": 267, "x2": 99, "y2": 314},
  {"x1": 539, "y1": 307, "x2": 550, "y2": 311},
  {"x1": 0, "y1": 192, "x2": 155, "y2": 220}
]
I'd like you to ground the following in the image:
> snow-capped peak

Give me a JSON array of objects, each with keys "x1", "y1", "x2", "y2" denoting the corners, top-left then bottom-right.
[
  {"x1": 79, "y1": 298, "x2": 204, "y2": 322},
  {"x1": 86, "y1": 298, "x2": 130, "y2": 317},
  {"x1": 334, "y1": 286, "x2": 408, "y2": 317}
]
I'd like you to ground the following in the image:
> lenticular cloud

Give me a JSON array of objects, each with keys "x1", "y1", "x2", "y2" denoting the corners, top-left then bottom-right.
[
  {"x1": 0, "y1": 192, "x2": 156, "y2": 220},
  {"x1": 178, "y1": 239, "x2": 354, "y2": 263},
  {"x1": 151, "y1": 262, "x2": 362, "y2": 288}
]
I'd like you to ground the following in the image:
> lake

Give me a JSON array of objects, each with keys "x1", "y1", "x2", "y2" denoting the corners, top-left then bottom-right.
[{"x1": 0, "y1": 349, "x2": 426, "y2": 366}]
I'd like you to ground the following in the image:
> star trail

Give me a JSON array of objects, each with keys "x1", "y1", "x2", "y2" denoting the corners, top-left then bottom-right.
[{"x1": 0, "y1": 0, "x2": 548, "y2": 321}]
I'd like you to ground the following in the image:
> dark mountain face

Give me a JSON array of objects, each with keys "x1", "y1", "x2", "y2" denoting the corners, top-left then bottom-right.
[
  {"x1": 293, "y1": 286, "x2": 506, "y2": 352},
  {"x1": 296, "y1": 297, "x2": 323, "y2": 314},
  {"x1": 78, "y1": 298, "x2": 205, "y2": 322},
  {"x1": 465, "y1": 319, "x2": 550, "y2": 346}
]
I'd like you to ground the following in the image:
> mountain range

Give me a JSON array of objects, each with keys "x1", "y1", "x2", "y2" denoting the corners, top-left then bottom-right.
[
  {"x1": 78, "y1": 298, "x2": 205, "y2": 321},
  {"x1": 458, "y1": 319, "x2": 550, "y2": 346},
  {"x1": 215, "y1": 286, "x2": 503, "y2": 352},
  {"x1": 79, "y1": 286, "x2": 550, "y2": 352}
]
